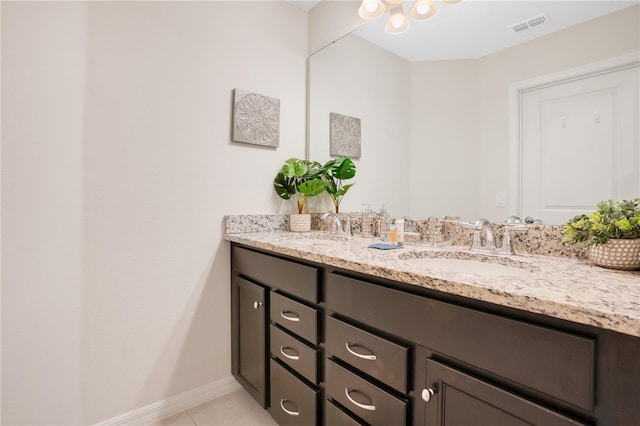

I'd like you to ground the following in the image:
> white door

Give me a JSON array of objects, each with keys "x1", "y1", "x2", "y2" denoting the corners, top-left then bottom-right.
[{"x1": 521, "y1": 65, "x2": 639, "y2": 224}]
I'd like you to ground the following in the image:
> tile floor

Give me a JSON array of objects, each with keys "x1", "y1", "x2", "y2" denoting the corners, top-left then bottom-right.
[{"x1": 151, "y1": 388, "x2": 278, "y2": 426}]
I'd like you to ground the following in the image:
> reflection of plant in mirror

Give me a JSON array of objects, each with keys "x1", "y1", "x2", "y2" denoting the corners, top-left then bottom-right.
[
  {"x1": 322, "y1": 157, "x2": 357, "y2": 213},
  {"x1": 562, "y1": 198, "x2": 640, "y2": 246},
  {"x1": 274, "y1": 158, "x2": 326, "y2": 214}
]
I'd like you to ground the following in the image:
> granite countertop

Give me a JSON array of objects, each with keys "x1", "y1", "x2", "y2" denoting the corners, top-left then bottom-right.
[{"x1": 225, "y1": 231, "x2": 640, "y2": 337}]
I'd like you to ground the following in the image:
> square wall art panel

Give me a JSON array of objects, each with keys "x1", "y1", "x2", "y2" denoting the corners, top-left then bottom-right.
[
  {"x1": 330, "y1": 112, "x2": 361, "y2": 158},
  {"x1": 232, "y1": 89, "x2": 280, "y2": 147}
]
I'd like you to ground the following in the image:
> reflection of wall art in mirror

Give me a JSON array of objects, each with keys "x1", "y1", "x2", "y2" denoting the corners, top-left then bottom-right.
[
  {"x1": 232, "y1": 89, "x2": 280, "y2": 147},
  {"x1": 330, "y1": 112, "x2": 361, "y2": 158}
]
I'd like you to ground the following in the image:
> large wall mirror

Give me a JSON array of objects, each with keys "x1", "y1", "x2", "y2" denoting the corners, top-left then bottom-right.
[{"x1": 308, "y1": 1, "x2": 639, "y2": 224}]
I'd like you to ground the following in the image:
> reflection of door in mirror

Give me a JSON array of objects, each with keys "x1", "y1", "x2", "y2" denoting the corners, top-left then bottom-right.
[
  {"x1": 309, "y1": 4, "x2": 640, "y2": 223},
  {"x1": 516, "y1": 58, "x2": 639, "y2": 224}
]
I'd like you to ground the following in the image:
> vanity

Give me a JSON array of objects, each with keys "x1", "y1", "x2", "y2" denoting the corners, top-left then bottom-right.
[{"x1": 226, "y1": 226, "x2": 640, "y2": 426}]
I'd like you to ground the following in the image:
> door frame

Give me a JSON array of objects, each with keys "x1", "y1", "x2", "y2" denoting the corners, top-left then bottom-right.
[{"x1": 508, "y1": 52, "x2": 640, "y2": 220}]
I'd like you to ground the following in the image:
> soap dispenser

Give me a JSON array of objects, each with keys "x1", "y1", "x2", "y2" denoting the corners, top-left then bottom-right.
[
  {"x1": 379, "y1": 204, "x2": 389, "y2": 218},
  {"x1": 361, "y1": 204, "x2": 373, "y2": 237},
  {"x1": 389, "y1": 219, "x2": 397, "y2": 245},
  {"x1": 396, "y1": 218, "x2": 405, "y2": 247}
]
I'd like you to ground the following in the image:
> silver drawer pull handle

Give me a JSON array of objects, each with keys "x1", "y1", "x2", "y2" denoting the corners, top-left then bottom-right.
[
  {"x1": 345, "y1": 388, "x2": 376, "y2": 411},
  {"x1": 280, "y1": 310, "x2": 300, "y2": 322},
  {"x1": 280, "y1": 399, "x2": 300, "y2": 416},
  {"x1": 421, "y1": 388, "x2": 435, "y2": 403},
  {"x1": 252, "y1": 301, "x2": 262, "y2": 309},
  {"x1": 345, "y1": 342, "x2": 377, "y2": 361},
  {"x1": 279, "y1": 346, "x2": 300, "y2": 361}
]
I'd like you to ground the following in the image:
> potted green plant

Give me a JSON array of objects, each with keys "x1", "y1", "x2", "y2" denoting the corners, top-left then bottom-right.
[
  {"x1": 274, "y1": 158, "x2": 326, "y2": 232},
  {"x1": 562, "y1": 198, "x2": 640, "y2": 270},
  {"x1": 322, "y1": 157, "x2": 356, "y2": 213}
]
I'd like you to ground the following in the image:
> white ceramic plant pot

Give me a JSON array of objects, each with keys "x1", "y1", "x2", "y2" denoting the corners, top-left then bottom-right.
[
  {"x1": 589, "y1": 239, "x2": 640, "y2": 270},
  {"x1": 289, "y1": 213, "x2": 311, "y2": 232}
]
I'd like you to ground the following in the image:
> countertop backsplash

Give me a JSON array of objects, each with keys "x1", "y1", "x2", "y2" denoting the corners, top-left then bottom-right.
[{"x1": 223, "y1": 213, "x2": 585, "y2": 259}]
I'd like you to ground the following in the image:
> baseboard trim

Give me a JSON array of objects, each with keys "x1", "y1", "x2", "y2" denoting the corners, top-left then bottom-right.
[{"x1": 96, "y1": 376, "x2": 242, "y2": 426}]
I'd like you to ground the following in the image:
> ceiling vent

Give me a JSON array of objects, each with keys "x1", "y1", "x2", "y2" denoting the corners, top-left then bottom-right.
[{"x1": 509, "y1": 13, "x2": 551, "y2": 33}]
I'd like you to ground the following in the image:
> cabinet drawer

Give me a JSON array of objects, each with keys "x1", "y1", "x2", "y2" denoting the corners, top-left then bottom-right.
[
  {"x1": 270, "y1": 324, "x2": 318, "y2": 384},
  {"x1": 271, "y1": 292, "x2": 318, "y2": 344},
  {"x1": 326, "y1": 316, "x2": 409, "y2": 394},
  {"x1": 326, "y1": 359, "x2": 407, "y2": 426},
  {"x1": 270, "y1": 359, "x2": 317, "y2": 426},
  {"x1": 326, "y1": 272, "x2": 596, "y2": 411},
  {"x1": 326, "y1": 401, "x2": 365, "y2": 426},
  {"x1": 232, "y1": 246, "x2": 318, "y2": 302}
]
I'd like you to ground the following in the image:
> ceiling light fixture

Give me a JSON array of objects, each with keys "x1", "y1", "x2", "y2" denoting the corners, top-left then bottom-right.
[
  {"x1": 358, "y1": 0, "x2": 464, "y2": 35},
  {"x1": 385, "y1": 4, "x2": 411, "y2": 34}
]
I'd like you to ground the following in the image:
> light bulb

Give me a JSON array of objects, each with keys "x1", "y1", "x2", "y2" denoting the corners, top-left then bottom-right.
[
  {"x1": 410, "y1": 0, "x2": 438, "y2": 21},
  {"x1": 384, "y1": 5, "x2": 410, "y2": 34},
  {"x1": 358, "y1": 0, "x2": 386, "y2": 20},
  {"x1": 364, "y1": 0, "x2": 379, "y2": 13},
  {"x1": 416, "y1": 4, "x2": 430, "y2": 15}
]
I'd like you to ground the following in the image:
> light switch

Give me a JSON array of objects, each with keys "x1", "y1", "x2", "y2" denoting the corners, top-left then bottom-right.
[{"x1": 496, "y1": 192, "x2": 506, "y2": 207}]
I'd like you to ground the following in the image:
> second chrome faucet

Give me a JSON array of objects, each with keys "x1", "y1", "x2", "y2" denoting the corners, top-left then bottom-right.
[
  {"x1": 321, "y1": 212, "x2": 351, "y2": 236},
  {"x1": 462, "y1": 219, "x2": 527, "y2": 255}
]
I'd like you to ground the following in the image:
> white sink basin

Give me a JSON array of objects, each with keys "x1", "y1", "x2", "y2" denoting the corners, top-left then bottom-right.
[
  {"x1": 402, "y1": 257, "x2": 532, "y2": 277},
  {"x1": 398, "y1": 250, "x2": 536, "y2": 277}
]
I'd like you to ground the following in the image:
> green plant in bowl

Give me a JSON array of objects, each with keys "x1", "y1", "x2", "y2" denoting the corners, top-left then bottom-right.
[
  {"x1": 322, "y1": 157, "x2": 356, "y2": 213},
  {"x1": 562, "y1": 198, "x2": 640, "y2": 246},
  {"x1": 274, "y1": 158, "x2": 326, "y2": 214}
]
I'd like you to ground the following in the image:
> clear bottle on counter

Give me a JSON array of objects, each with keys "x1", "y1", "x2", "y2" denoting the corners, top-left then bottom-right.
[
  {"x1": 361, "y1": 204, "x2": 373, "y2": 237},
  {"x1": 396, "y1": 218, "x2": 404, "y2": 247},
  {"x1": 389, "y1": 219, "x2": 397, "y2": 246},
  {"x1": 379, "y1": 204, "x2": 389, "y2": 218}
]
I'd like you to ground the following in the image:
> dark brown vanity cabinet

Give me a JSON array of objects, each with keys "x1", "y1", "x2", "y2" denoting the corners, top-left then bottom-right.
[
  {"x1": 422, "y1": 359, "x2": 586, "y2": 426},
  {"x1": 231, "y1": 243, "x2": 640, "y2": 426},
  {"x1": 325, "y1": 271, "x2": 639, "y2": 426},
  {"x1": 324, "y1": 315, "x2": 411, "y2": 425},
  {"x1": 231, "y1": 245, "x2": 321, "y2": 425},
  {"x1": 269, "y1": 290, "x2": 320, "y2": 425},
  {"x1": 230, "y1": 275, "x2": 267, "y2": 407}
]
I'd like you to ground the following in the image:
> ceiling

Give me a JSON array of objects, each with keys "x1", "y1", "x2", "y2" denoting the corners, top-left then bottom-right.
[
  {"x1": 289, "y1": 0, "x2": 322, "y2": 11},
  {"x1": 295, "y1": 0, "x2": 639, "y2": 62}
]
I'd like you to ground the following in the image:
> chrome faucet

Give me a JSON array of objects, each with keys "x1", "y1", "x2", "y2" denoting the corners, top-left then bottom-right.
[
  {"x1": 464, "y1": 219, "x2": 497, "y2": 253},
  {"x1": 506, "y1": 215, "x2": 523, "y2": 224},
  {"x1": 321, "y1": 212, "x2": 350, "y2": 235},
  {"x1": 498, "y1": 223, "x2": 528, "y2": 255},
  {"x1": 462, "y1": 218, "x2": 528, "y2": 255}
]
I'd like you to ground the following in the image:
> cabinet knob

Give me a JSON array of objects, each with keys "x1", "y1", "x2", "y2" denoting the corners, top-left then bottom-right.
[
  {"x1": 421, "y1": 388, "x2": 435, "y2": 403},
  {"x1": 253, "y1": 301, "x2": 263, "y2": 309}
]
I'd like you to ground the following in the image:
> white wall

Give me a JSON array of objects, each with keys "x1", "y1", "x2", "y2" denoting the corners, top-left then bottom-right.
[
  {"x1": 309, "y1": 34, "x2": 411, "y2": 217},
  {"x1": 1, "y1": 1, "x2": 308, "y2": 424},
  {"x1": 408, "y1": 59, "x2": 481, "y2": 220},
  {"x1": 2, "y1": 2, "x2": 86, "y2": 423}
]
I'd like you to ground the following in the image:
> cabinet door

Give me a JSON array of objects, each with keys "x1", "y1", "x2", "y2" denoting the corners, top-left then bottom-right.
[
  {"x1": 231, "y1": 276, "x2": 267, "y2": 407},
  {"x1": 423, "y1": 359, "x2": 586, "y2": 426}
]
